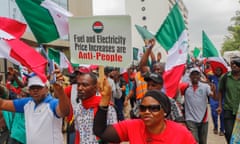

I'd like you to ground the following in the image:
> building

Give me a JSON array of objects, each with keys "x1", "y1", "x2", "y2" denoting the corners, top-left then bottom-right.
[{"x1": 0, "y1": 0, "x2": 188, "y2": 80}]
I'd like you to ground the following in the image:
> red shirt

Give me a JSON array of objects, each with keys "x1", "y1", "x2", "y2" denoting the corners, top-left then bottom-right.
[{"x1": 113, "y1": 119, "x2": 196, "y2": 144}]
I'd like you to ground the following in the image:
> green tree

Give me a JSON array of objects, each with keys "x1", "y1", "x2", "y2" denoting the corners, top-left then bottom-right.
[{"x1": 222, "y1": 2, "x2": 240, "y2": 53}]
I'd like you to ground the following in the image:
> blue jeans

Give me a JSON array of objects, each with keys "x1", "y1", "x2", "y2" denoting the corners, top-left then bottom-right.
[
  {"x1": 209, "y1": 98, "x2": 225, "y2": 132},
  {"x1": 186, "y1": 120, "x2": 208, "y2": 144}
]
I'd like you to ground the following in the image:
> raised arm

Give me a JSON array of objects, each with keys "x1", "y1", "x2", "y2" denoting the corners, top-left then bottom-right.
[
  {"x1": 93, "y1": 77, "x2": 121, "y2": 143},
  {"x1": 0, "y1": 99, "x2": 15, "y2": 112},
  {"x1": 139, "y1": 39, "x2": 155, "y2": 69},
  {"x1": 54, "y1": 66, "x2": 70, "y2": 118}
]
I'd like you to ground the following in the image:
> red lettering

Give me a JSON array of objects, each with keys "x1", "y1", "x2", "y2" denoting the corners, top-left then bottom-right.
[
  {"x1": 95, "y1": 52, "x2": 122, "y2": 62},
  {"x1": 78, "y1": 51, "x2": 93, "y2": 59}
]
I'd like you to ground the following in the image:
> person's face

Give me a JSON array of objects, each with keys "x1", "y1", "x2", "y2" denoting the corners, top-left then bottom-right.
[
  {"x1": 147, "y1": 81, "x2": 163, "y2": 90},
  {"x1": 140, "y1": 66, "x2": 150, "y2": 77},
  {"x1": 190, "y1": 72, "x2": 201, "y2": 84},
  {"x1": 214, "y1": 67, "x2": 222, "y2": 76},
  {"x1": 76, "y1": 74, "x2": 97, "y2": 100},
  {"x1": 153, "y1": 64, "x2": 165, "y2": 76},
  {"x1": 230, "y1": 60, "x2": 240, "y2": 73},
  {"x1": 139, "y1": 96, "x2": 165, "y2": 128},
  {"x1": 29, "y1": 86, "x2": 48, "y2": 104}
]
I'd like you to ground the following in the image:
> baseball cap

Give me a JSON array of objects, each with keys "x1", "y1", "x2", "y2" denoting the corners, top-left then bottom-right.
[
  {"x1": 189, "y1": 67, "x2": 201, "y2": 74},
  {"x1": 144, "y1": 73, "x2": 163, "y2": 84},
  {"x1": 28, "y1": 75, "x2": 46, "y2": 87}
]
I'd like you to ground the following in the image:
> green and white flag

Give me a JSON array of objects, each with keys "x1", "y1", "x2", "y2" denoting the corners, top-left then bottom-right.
[
  {"x1": 48, "y1": 48, "x2": 73, "y2": 73},
  {"x1": 135, "y1": 24, "x2": 154, "y2": 41},
  {"x1": 155, "y1": 4, "x2": 188, "y2": 98},
  {"x1": 16, "y1": 0, "x2": 73, "y2": 44},
  {"x1": 202, "y1": 31, "x2": 229, "y2": 73}
]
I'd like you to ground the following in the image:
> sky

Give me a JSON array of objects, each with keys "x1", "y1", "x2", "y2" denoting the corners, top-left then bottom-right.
[
  {"x1": 1, "y1": 0, "x2": 238, "y2": 51},
  {"x1": 93, "y1": 0, "x2": 239, "y2": 50},
  {"x1": 182, "y1": 0, "x2": 239, "y2": 50}
]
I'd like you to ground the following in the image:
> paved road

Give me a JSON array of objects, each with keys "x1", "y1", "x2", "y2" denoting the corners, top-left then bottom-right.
[{"x1": 206, "y1": 104, "x2": 227, "y2": 144}]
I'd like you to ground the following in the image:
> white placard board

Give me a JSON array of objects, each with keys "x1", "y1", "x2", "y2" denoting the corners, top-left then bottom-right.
[{"x1": 69, "y1": 15, "x2": 132, "y2": 68}]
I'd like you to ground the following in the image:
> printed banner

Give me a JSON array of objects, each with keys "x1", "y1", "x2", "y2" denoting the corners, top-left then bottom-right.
[{"x1": 69, "y1": 15, "x2": 132, "y2": 68}]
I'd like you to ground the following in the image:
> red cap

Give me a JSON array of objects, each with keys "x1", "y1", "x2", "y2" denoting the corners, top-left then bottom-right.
[
  {"x1": 79, "y1": 66, "x2": 91, "y2": 73},
  {"x1": 89, "y1": 65, "x2": 98, "y2": 71}
]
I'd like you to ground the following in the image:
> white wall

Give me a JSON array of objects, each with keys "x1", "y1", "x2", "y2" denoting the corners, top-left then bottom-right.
[{"x1": 125, "y1": 0, "x2": 169, "y2": 62}]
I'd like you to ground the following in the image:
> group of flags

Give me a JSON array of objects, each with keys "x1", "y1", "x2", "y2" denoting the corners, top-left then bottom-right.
[
  {"x1": 0, "y1": 1, "x2": 228, "y2": 97},
  {"x1": 0, "y1": 0, "x2": 73, "y2": 82},
  {"x1": 134, "y1": 4, "x2": 229, "y2": 98}
]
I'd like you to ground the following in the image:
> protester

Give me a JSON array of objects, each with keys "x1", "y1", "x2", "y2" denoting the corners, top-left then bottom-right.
[
  {"x1": 0, "y1": 67, "x2": 70, "y2": 144},
  {"x1": 207, "y1": 66, "x2": 225, "y2": 136},
  {"x1": 93, "y1": 81, "x2": 197, "y2": 144},
  {"x1": 183, "y1": 67, "x2": 216, "y2": 144},
  {"x1": 2, "y1": 87, "x2": 29, "y2": 144},
  {"x1": 64, "y1": 70, "x2": 79, "y2": 144},
  {"x1": 216, "y1": 56, "x2": 240, "y2": 143},
  {"x1": 72, "y1": 72, "x2": 118, "y2": 143},
  {"x1": 0, "y1": 75, "x2": 9, "y2": 144},
  {"x1": 124, "y1": 65, "x2": 149, "y2": 118},
  {"x1": 110, "y1": 68, "x2": 126, "y2": 121},
  {"x1": 6, "y1": 67, "x2": 25, "y2": 99}
]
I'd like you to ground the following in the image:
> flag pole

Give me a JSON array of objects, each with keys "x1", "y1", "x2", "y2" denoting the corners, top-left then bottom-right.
[{"x1": 4, "y1": 58, "x2": 7, "y2": 83}]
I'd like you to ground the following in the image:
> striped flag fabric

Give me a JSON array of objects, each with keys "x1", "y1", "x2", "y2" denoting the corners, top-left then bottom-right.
[
  {"x1": 155, "y1": 4, "x2": 188, "y2": 98},
  {"x1": 16, "y1": 0, "x2": 73, "y2": 44},
  {"x1": 48, "y1": 48, "x2": 73, "y2": 73},
  {"x1": 0, "y1": 17, "x2": 47, "y2": 82},
  {"x1": 202, "y1": 31, "x2": 229, "y2": 74}
]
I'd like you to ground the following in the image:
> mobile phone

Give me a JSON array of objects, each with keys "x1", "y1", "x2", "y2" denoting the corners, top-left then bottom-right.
[{"x1": 49, "y1": 60, "x2": 56, "y2": 84}]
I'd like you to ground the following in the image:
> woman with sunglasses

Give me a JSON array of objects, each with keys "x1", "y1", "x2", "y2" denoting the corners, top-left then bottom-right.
[{"x1": 93, "y1": 78, "x2": 196, "y2": 144}]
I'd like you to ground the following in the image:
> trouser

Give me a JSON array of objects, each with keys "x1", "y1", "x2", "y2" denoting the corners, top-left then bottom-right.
[
  {"x1": 223, "y1": 110, "x2": 235, "y2": 144},
  {"x1": 210, "y1": 101, "x2": 225, "y2": 132},
  {"x1": 115, "y1": 97, "x2": 125, "y2": 121},
  {"x1": 186, "y1": 120, "x2": 208, "y2": 144}
]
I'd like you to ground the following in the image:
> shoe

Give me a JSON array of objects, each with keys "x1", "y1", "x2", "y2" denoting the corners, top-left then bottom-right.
[
  {"x1": 219, "y1": 131, "x2": 225, "y2": 136},
  {"x1": 213, "y1": 129, "x2": 218, "y2": 134}
]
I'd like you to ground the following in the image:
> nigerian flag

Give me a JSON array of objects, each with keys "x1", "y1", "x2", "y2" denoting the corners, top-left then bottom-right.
[
  {"x1": 202, "y1": 30, "x2": 229, "y2": 74},
  {"x1": 48, "y1": 48, "x2": 73, "y2": 73},
  {"x1": 155, "y1": 4, "x2": 188, "y2": 98},
  {"x1": 16, "y1": 0, "x2": 73, "y2": 44}
]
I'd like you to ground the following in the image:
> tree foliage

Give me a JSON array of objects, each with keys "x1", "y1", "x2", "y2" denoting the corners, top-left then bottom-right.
[{"x1": 222, "y1": 2, "x2": 240, "y2": 53}]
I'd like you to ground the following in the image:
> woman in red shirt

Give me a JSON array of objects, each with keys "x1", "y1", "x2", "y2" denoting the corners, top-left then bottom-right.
[{"x1": 94, "y1": 79, "x2": 196, "y2": 144}]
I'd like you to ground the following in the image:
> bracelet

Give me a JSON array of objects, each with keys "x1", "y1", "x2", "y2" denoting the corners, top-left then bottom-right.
[{"x1": 99, "y1": 106, "x2": 109, "y2": 111}]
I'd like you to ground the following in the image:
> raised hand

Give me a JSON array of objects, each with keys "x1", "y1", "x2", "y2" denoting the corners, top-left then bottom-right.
[{"x1": 98, "y1": 77, "x2": 112, "y2": 106}]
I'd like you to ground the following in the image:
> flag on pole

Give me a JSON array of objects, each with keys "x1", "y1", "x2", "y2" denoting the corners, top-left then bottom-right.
[
  {"x1": 16, "y1": 0, "x2": 73, "y2": 44},
  {"x1": 0, "y1": 17, "x2": 47, "y2": 82},
  {"x1": 48, "y1": 48, "x2": 73, "y2": 73},
  {"x1": 135, "y1": 24, "x2": 154, "y2": 40},
  {"x1": 202, "y1": 31, "x2": 229, "y2": 74},
  {"x1": 155, "y1": 4, "x2": 188, "y2": 98}
]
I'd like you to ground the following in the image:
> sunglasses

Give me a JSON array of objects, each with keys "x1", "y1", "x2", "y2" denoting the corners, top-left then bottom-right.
[
  {"x1": 139, "y1": 104, "x2": 161, "y2": 112},
  {"x1": 231, "y1": 61, "x2": 240, "y2": 67}
]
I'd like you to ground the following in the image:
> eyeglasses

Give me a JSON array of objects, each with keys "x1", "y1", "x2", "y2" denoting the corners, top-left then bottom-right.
[{"x1": 139, "y1": 104, "x2": 161, "y2": 112}]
